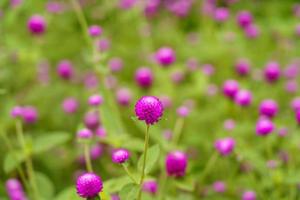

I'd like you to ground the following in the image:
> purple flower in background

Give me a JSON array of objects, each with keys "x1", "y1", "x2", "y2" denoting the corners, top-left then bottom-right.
[
  {"x1": 88, "y1": 94, "x2": 103, "y2": 106},
  {"x1": 259, "y1": 99, "x2": 278, "y2": 118},
  {"x1": 277, "y1": 127, "x2": 288, "y2": 137},
  {"x1": 186, "y1": 58, "x2": 199, "y2": 71},
  {"x1": 176, "y1": 106, "x2": 190, "y2": 117},
  {"x1": 256, "y1": 118, "x2": 274, "y2": 136},
  {"x1": 116, "y1": 88, "x2": 132, "y2": 106},
  {"x1": 112, "y1": 148, "x2": 130, "y2": 164},
  {"x1": 215, "y1": 137, "x2": 235, "y2": 156},
  {"x1": 266, "y1": 160, "x2": 278, "y2": 169},
  {"x1": 76, "y1": 173, "x2": 103, "y2": 198},
  {"x1": 213, "y1": 181, "x2": 226, "y2": 193},
  {"x1": 27, "y1": 15, "x2": 46, "y2": 35},
  {"x1": 57, "y1": 60, "x2": 74, "y2": 80},
  {"x1": 291, "y1": 97, "x2": 300, "y2": 112},
  {"x1": 160, "y1": 95, "x2": 172, "y2": 109},
  {"x1": 95, "y1": 126, "x2": 106, "y2": 138},
  {"x1": 206, "y1": 84, "x2": 218, "y2": 96},
  {"x1": 234, "y1": 89, "x2": 252, "y2": 107},
  {"x1": 155, "y1": 47, "x2": 176, "y2": 67},
  {"x1": 135, "y1": 96, "x2": 164, "y2": 125},
  {"x1": 237, "y1": 11, "x2": 253, "y2": 28},
  {"x1": 164, "y1": 0, "x2": 193, "y2": 17},
  {"x1": 84, "y1": 72, "x2": 99, "y2": 89},
  {"x1": 62, "y1": 97, "x2": 79, "y2": 114},
  {"x1": 111, "y1": 194, "x2": 120, "y2": 200},
  {"x1": 90, "y1": 144, "x2": 103, "y2": 160},
  {"x1": 165, "y1": 151, "x2": 188, "y2": 177},
  {"x1": 21, "y1": 106, "x2": 38, "y2": 124},
  {"x1": 201, "y1": 64, "x2": 215, "y2": 76},
  {"x1": 144, "y1": 0, "x2": 160, "y2": 18},
  {"x1": 222, "y1": 80, "x2": 239, "y2": 99},
  {"x1": 109, "y1": 57, "x2": 123, "y2": 72},
  {"x1": 171, "y1": 71, "x2": 185, "y2": 84},
  {"x1": 46, "y1": 1, "x2": 65, "y2": 14},
  {"x1": 224, "y1": 119, "x2": 235, "y2": 131},
  {"x1": 296, "y1": 110, "x2": 300, "y2": 125},
  {"x1": 295, "y1": 24, "x2": 300, "y2": 36},
  {"x1": 143, "y1": 180, "x2": 158, "y2": 194},
  {"x1": 285, "y1": 80, "x2": 298, "y2": 93},
  {"x1": 97, "y1": 38, "x2": 111, "y2": 52},
  {"x1": 264, "y1": 61, "x2": 281, "y2": 83},
  {"x1": 242, "y1": 190, "x2": 256, "y2": 200},
  {"x1": 163, "y1": 129, "x2": 173, "y2": 140},
  {"x1": 235, "y1": 59, "x2": 251, "y2": 76},
  {"x1": 118, "y1": 0, "x2": 137, "y2": 10},
  {"x1": 77, "y1": 128, "x2": 93, "y2": 139},
  {"x1": 6, "y1": 179, "x2": 27, "y2": 200},
  {"x1": 10, "y1": 0, "x2": 23, "y2": 8},
  {"x1": 88, "y1": 25, "x2": 102, "y2": 37},
  {"x1": 11, "y1": 106, "x2": 23, "y2": 118},
  {"x1": 283, "y1": 63, "x2": 299, "y2": 79},
  {"x1": 214, "y1": 7, "x2": 229, "y2": 22},
  {"x1": 84, "y1": 111, "x2": 100, "y2": 130},
  {"x1": 244, "y1": 24, "x2": 260, "y2": 39},
  {"x1": 135, "y1": 67, "x2": 153, "y2": 89}
]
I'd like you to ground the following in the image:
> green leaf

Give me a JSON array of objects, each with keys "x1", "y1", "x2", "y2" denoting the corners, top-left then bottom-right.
[
  {"x1": 36, "y1": 172, "x2": 55, "y2": 200},
  {"x1": 3, "y1": 150, "x2": 26, "y2": 173},
  {"x1": 119, "y1": 183, "x2": 139, "y2": 200},
  {"x1": 104, "y1": 176, "x2": 132, "y2": 194},
  {"x1": 32, "y1": 132, "x2": 71, "y2": 154},
  {"x1": 55, "y1": 187, "x2": 81, "y2": 200},
  {"x1": 138, "y1": 144, "x2": 160, "y2": 174}
]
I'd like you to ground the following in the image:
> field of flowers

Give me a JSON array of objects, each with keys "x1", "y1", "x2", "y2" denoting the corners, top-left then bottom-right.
[{"x1": 1, "y1": 0, "x2": 300, "y2": 199}]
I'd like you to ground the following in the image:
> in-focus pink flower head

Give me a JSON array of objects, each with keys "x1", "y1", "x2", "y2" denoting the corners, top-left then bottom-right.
[
  {"x1": 164, "y1": 0, "x2": 193, "y2": 17},
  {"x1": 84, "y1": 110, "x2": 100, "y2": 130},
  {"x1": 242, "y1": 190, "x2": 256, "y2": 200},
  {"x1": 212, "y1": 181, "x2": 226, "y2": 193},
  {"x1": 135, "y1": 96, "x2": 164, "y2": 125},
  {"x1": 62, "y1": 97, "x2": 79, "y2": 114},
  {"x1": 171, "y1": 71, "x2": 185, "y2": 84},
  {"x1": 165, "y1": 150, "x2": 188, "y2": 177},
  {"x1": 235, "y1": 59, "x2": 251, "y2": 76},
  {"x1": 214, "y1": 7, "x2": 229, "y2": 22},
  {"x1": 264, "y1": 61, "x2": 281, "y2": 83},
  {"x1": 291, "y1": 97, "x2": 300, "y2": 112},
  {"x1": 285, "y1": 80, "x2": 298, "y2": 93},
  {"x1": 118, "y1": 0, "x2": 137, "y2": 10},
  {"x1": 223, "y1": 119, "x2": 235, "y2": 131},
  {"x1": 222, "y1": 79, "x2": 239, "y2": 99},
  {"x1": 77, "y1": 128, "x2": 93, "y2": 139},
  {"x1": 90, "y1": 144, "x2": 103, "y2": 160},
  {"x1": 135, "y1": 67, "x2": 153, "y2": 89},
  {"x1": 176, "y1": 106, "x2": 190, "y2": 118},
  {"x1": 57, "y1": 60, "x2": 74, "y2": 80},
  {"x1": 214, "y1": 137, "x2": 235, "y2": 156},
  {"x1": 21, "y1": 106, "x2": 38, "y2": 124},
  {"x1": 277, "y1": 127, "x2": 288, "y2": 137},
  {"x1": 27, "y1": 15, "x2": 46, "y2": 35},
  {"x1": 11, "y1": 106, "x2": 23, "y2": 118},
  {"x1": 236, "y1": 11, "x2": 253, "y2": 28},
  {"x1": 116, "y1": 87, "x2": 132, "y2": 106},
  {"x1": 201, "y1": 64, "x2": 215, "y2": 76},
  {"x1": 234, "y1": 89, "x2": 252, "y2": 107},
  {"x1": 244, "y1": 24, "x2": 260, "y2": 39},
  {"x1": 143, "y1": 180, "x2": 158, "y2": 194},
  {"x1": 109, "y1": 57, "x2": 123, "y2": 72},
  {"x1": 88, "y1": 94, "x2": 103, "y2": 106},
  {"x1": 88, "y1": 25, "x2": 102, "y2": 37},
  {"x1": 76, "y1": 173, "x2": 103, "y2": 198},
  {"x1": 159, "y1": 95, "x2": 172, "y2": 109},
  {"x1": 256, "y1": 118, "x2": 274, "y2": 136},
  {"x1": 155, "y1": 47, "x2": 176, "y2": 67},
  {"x1": 259, "y1": 99, "x2": 278, "y2": 118},
  {"x1": 97, "y1": 38, "x2": 111, "y2": 52},
  {"x1": 112, "y1": 148, "x2": 130, "y2": 164},
  {"x1": 46, "y1": 1, "x2": 65, "y2": 14},
  {"x1": 95, "y1": 126, "x2": 106, "y2": 138}
]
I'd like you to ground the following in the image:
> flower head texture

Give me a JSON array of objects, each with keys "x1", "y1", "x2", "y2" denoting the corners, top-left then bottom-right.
[
  {"x1": 256, "y1": 118, "x2": 274, "y2": 136},
  {"x1": 155, "y1": 47, "x2": 176, "y2": 66},
  {"x1": 143, "y1": 180, "x2": 158, "y2": 194},
  {"x1": 135, "y1": 96, "x2": 164, "y2": 125},
  {"x1": 112, "y1": 148, "x2": 130, "y2": 164},
  {"x1": 27, "y1": 15, "x2": 46, "y2": 35},
  {"x1": 165, "y1": 151, "x2": 188, "y2": 177},
  {"x1": 135, "y1": 67, "x2": 153, "y2": 88},
  {"x1": 223, "y1": 80, "x2": 239, "y2": 99},
  {"x1": 259, "y1": 99, "x2": 278, "y2": 118},
  {"x1": 215, "y1": 137, "x2": 235, "y2": 156},
  {"x1": 76, "y1": 173, "x2": 103, "y2": 198}
]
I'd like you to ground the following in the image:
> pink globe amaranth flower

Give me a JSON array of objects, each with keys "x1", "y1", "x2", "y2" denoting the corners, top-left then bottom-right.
[
  {"x1": 283, "y1": 63, "x2": 299, "y2": 79},
  {"x1": 234, "y1": 89, "x2": 252, "y2": 107},
  {"x1": 201, "y1": 64, "x2": 215, "y2": 76},
  {"x1": 143, "y1": 180, "x2": 158, "y2": 194},
  {"x1": 135, "y1": 67, "x2": 153, "y2": 89},
  {"x1": 76, "y1": 173, "x2": 103, "y2": 198},
  {"x1": 223, "y1": 119, "x2": 235, "y2": 131},
  {"x1": 176, "y1": 106, "x2": 190, "y2": 117},
  {"x1": 294, "y1": 4, "x2": 300, "y2": 17},
  {"x1": 112, "y1": 148, "x2": 130, "y2": 164},
  {"x1": 57, "y1": 60, "x2": 74, "y2": 80},
  {"x1": 116, "y1": 88, "x2": 132, "y2": 106},
  {"x1": 6, "y1": 178, "x2": 27, "y2": 200},
  {"x1": 214, "y1": 137, "x2": 235, "y2": 156},
  {"x1": 77, "y1": 128, "x2": 93, "y2": 139},
  {"x1": 255, "y1": 118, "x2": 274, "y2": 136},
  {"x1": 135, "y1": 96, "x2": 164, "y2": 125},
  {"x1": 144, "y1": 0, "x2": 160, "y2": 17},
  {"x1": 90, "y1": 144, "x2": 103, "y2": 160},
  {"x1": 295, "y1": 24, "x2": 300, "y2": 36},
  {"x1": 164, "y1": 0, "x2": 193, "y2": 17},
  {"x1": 236, "y1": 11, "x2": 253, "y2": 28},
  {"x1": 104, "y1": 75, "x2": 118, "y2": 89},
  {"x1": 285, "y1": 80, "x2": 297, "y2": 93},
  {"x1": 214, "y1": 7, "x2": 229, "y2": 22},
  {"x1": 21, "y1": 106, "x2": 38, "y2": 124},
  {"x1": 222, "y1": 79, "x2": 239, "y2": 99},
  {"x1": 84, "y1": 111, "x2": 100, "y2": 130},
  {"x1": 118, "y1": 0, "x2": 137, "y2": 9},
  {"x1": 242, "y1": 190, "x2": 256, "y2": 200},
  {"x1": 244, "y1": 24, "x2": 260, "y2": 39},
  {"x1": 62, "y1": 97, "x2": 79, "y2": 114},
  {"x1": 97, "y1": 38, "x2": 111, "y2": 52},
  {"x1": 259, "y1": 99, "x2": 278, "y2": 118},
  {"x1": 10, "y1": 0, "x2": 23, "y2": 8},
  {"x1": 11, "y1": 106, "x2": 23, "y2": 118},
  {"x1": 111, "y1": 194, "x2": 120, "y2": 200},
  {"x1": 88, "y1": 25, "x2": 102, "y2": 37},
  {"x1": 264, "y1": 61, "x2": 281, "y2": 83},
  {"x1": 296, "y1": 110, "x2": 300, "y2": 125},
  {"x1": 88, "y1": 94, "x2": 103, "y2": 106},
  {"x1": 109, "y1": 57, "x2": 123, "y2": 72},
  {"x1": 84, "y1": 72, "x2": 99, "y2": 89},
  {"x1": 46, "y1": 1, "x2": 65, "y2": 14},
  {"x1": 160, "y1": 95, "x2": 172, "y2": 109},
  {"x1": 165, "y1": 151, "x2": 188, "y2": 177},
  {"x1": 95, "y1": 126, "x2": 106, "y2": 138},
  {"x1": 186, "y1": 58, "x2": 199, "y2": 71},
  {"x1": 171, "y1": 71, "x2": 185, "y2": 84},
  {"x1": 155, "y1": 47, "x2": 176, "y2": 67},
  {"x1": 235, "y1": 59, "x2": 251, "y2": 76},
  {"x1": 27, "y1": 15, "x2": 46, "y2": 35},
  {"x1": 163, "y1": 129, "x2": 173, "y2": 140},
  {"x1": 266, "y1": 160, "x2": 278, "y2": 169},
  {"x1": 291, "y1": 97, "x2": 300, "y2": 112},
  {"x1": 206, "y1": 84, "x2": 218, "y2": 96},
  {"x1": 213, "y1": 181, "x2": 226, "y2": 193},
  {"x1": 277, "y1": 127, "x2": 288, "y2": 137}
]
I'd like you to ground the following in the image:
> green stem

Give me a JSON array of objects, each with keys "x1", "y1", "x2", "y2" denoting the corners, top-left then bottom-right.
[
  {"x1": 122, "y1": 164, "x2": 138, "y2": 184},
  {"x1": 172, "y1": 118, "x2": 185, "y2": 145},
  {"x1": 84, "y1": 143, "x2": 93, "y2": 172},
  {"x1": 137, "y1": 125, "x2": 150, "y2": 200},
  {"x1": 199, "y1": 151, "x2": 218, "y2": 183}
]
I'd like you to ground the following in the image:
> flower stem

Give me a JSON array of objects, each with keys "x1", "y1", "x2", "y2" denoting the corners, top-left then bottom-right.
[
  {"x1": 122, "y1": 164, "x2": 138, "y2": 184},
  {"x1": 172, "y1": 118, "x2": 185, "y2": 145},
  {"x1": 16, "y1": 120, "x2": 39, "y2": 200},
  {"x1": 84, "y1": 143, "x2": 93, "y2": 172},
  {"x1": 137, "y1": 125, "x2": 150, "y2": 200},
  {"x1": 199, "y1": 151, "x2": 218, "y2": 183}
]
